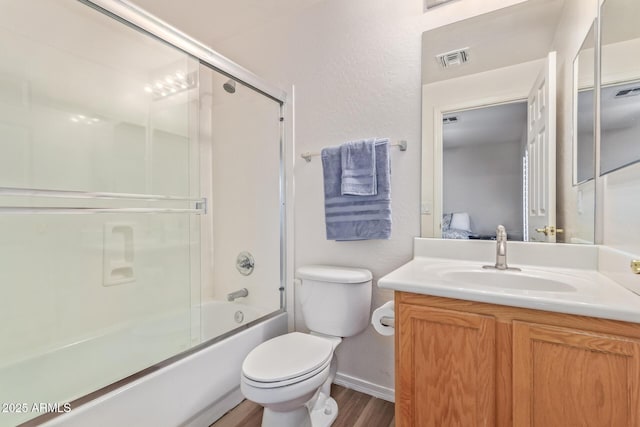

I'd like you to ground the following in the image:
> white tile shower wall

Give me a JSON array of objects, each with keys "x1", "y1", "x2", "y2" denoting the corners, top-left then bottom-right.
[
  {"x1": 132, "y1": 0, "x2": 544, "y2": 394},
  {"x1": 207, "y1": 78, "x2": 282, "y2": 313}
]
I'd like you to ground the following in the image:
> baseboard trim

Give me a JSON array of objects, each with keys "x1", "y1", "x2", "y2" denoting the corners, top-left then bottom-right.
[{"x1": 334, "y1": 372, "x2": 395, "y2": 403}]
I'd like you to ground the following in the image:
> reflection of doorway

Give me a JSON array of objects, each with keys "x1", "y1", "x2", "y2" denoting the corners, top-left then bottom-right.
[{"x1": 442, "y1": 101, "x2": 527, "y2": 240}]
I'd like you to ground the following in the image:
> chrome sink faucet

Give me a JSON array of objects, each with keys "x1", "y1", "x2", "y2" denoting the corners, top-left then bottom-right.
[
  {"x1": 483, "y1": 225, "x2": 520, "y2": 271},
  {"x1": 496, "y1": 225, "x2": 508, "y2": 270}
]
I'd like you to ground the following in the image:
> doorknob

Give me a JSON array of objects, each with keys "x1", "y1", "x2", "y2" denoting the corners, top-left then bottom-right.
[{"x1": 534, "y1": 226, "x2": 564, "y2": 236}]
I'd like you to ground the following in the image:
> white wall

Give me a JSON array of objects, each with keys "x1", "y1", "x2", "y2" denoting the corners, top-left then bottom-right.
[
  {"x1": 599, "y1": 35, "x2": 640, "y2": 256},
  {"x1": 602, "y1": 162, "x2": 640, "y2": 254},
  {"x1": 130, "y1": 0, "x2": 556, "y2": 395},
  {"x1": 221, "y1": 0, "x2": 424, "y2": 394},
  {"x1": 551, "y1": 0, "x2": 598, "y2": 243},
  {"x1": 444, "y1": 141, "x2": 523, "y2": 239},
  {"x1": 212, "y1": 0, "x2": 534, "y2": 395}
]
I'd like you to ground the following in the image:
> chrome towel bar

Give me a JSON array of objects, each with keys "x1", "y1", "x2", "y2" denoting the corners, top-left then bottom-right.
[{"x1": 300, "y1": 140, "x2": 407, "y2": 163}]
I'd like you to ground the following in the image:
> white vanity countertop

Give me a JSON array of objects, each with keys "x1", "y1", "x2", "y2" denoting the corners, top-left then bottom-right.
[{"x1": 378, "y1": 256, "x2": 640, "y2": 324}]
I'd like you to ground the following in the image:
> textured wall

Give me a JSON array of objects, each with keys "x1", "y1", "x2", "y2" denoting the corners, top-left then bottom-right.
[
  {"x1": 226, "y1": 0, "x2": 425, "y2": 392},
  {"x1": 131, "y1": 0, "x2": 539, "y2": 394},
  {"x1": 211, "y1": 0, "x2": 531, "y2": 393},
  {"x1": 552, "y1": 0, "x2": 598, "y2": 243},
  {"x1": 602, "y1": 163, "x2": 640, "y2": 255}
]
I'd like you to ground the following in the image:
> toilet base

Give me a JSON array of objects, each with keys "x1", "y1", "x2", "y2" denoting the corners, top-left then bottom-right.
[
  {"x1": 262, "y1": 406, "x2": 312, "y2": 427},
  {"x1": 309, "y1": 395, "x2": 338, "y2": 427},
  {"x1": 260, "y1": 393, "x2": 338, "y2": 427}
]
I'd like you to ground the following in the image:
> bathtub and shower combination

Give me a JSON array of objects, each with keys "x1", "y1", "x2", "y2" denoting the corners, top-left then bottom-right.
[{"x1": 0, "y1": 1, "x2": 288, "y2": 426}]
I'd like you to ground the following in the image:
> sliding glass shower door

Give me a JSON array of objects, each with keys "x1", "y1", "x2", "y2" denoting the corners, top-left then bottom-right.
[{"x1": 0, "y1": 1, "x2": 201, "y2": 425}]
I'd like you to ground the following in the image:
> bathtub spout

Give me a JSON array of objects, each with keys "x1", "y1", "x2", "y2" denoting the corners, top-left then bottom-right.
[{"x1": 227, "y1": 288, "x2": 249, "y2": 301}]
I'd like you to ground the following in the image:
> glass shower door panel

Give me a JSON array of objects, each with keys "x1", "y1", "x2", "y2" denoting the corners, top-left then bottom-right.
[
  {"x1": 0, "y1": 0, "x2": 197, "y2": 196},
  {"x1": 0, "y1": 2, "x2": 201, "y2": 425},
  {"x1": 0, "y1": 212, "x2": 198, "y2": 425}
]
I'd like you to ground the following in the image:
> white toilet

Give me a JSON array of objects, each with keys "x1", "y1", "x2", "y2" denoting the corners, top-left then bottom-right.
[{"x1": 240, "y1": 265, "x2": 372, "y2": 427}]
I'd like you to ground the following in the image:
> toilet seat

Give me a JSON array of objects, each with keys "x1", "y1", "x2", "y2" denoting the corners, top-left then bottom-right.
[
  {"x1": 242, "y1": 332, "x2": 334, "y2": 388},
  {"x1": 243, "y1": 356, "x2": 331, "y2": 388}
]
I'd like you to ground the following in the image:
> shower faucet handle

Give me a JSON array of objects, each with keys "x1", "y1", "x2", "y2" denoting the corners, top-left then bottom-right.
[{"x1": 236, "y1": 251, "x2": 255, "y2": 275}]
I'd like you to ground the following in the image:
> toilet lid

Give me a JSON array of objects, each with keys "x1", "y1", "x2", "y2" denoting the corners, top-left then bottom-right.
[{"x1": 242, "y1": 332, "x2": 333, "y2": 383}]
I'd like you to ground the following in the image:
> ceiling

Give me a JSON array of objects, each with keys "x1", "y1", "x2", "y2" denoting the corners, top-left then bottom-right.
[
  {"x1": 601, "y1": 0, "x2": 640, "y2": 45},
  {"x1": 443, "y1": 101, "x2": 528, "y2": 149},
  {"x1": 422, "y1": 0, "x2": 565, "y2": 84},
  {"x1": 130, "y1": 0, "x2": 325, "y2": 46}
]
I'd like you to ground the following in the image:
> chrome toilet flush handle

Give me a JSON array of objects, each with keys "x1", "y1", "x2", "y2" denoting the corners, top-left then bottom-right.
[{"x1": 236, "y1": 251, "x2": 255, "y2": 276}]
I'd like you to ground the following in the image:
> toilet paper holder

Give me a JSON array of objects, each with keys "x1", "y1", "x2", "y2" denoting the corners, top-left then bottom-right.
[{"x1": 380, "y1": 316, "x2": 395, "y2": 328}]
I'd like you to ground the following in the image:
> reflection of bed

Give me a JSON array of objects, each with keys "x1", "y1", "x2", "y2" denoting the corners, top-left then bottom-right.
[
  {"x1": 442, "y1": 212, "x2": 476, "y2": 239},
  {"x1": 442, "y1": 228, "x2": 475, "y2": 239},
  {"x1": 442, "y1": 212, "x2": 498, "y2": 240}
]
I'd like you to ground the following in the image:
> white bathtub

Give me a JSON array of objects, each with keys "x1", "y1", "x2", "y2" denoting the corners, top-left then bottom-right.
[{"x1": 30, "y1": 301, "x2": 286, "y2": 427}]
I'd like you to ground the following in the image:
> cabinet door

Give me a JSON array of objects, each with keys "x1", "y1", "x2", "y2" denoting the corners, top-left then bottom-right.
[
  {"x1": 397, "y1": 304, "x2": 496, "y2": 427},
  {"x1": 513, "y1": 321, "x2": 640, "y2": 426}
]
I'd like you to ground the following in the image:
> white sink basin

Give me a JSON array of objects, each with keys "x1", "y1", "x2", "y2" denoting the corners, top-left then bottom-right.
[
  {"x1": 440, "y1": 269, "x2": 577, "y2": 292},
  {"x1": 378, "y1": 256, "x2": 640, "y2": 323}
]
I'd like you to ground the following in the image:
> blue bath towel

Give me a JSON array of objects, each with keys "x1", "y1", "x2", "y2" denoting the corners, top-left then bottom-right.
[
  {"x1": 321, "y1": 139, "x2": 391, "y2": 241},
  {"x1": 341, "y1": 139, "x2": 377, "y2": 196}
]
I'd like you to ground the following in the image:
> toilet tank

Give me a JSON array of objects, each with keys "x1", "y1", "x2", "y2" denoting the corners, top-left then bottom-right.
[{"x1": 296, "y1": 265, "x2": 372, "y2": 337}]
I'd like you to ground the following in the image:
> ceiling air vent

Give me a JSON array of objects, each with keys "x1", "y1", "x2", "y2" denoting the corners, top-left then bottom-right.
[
  {"x1": 443, "y1": 116, "x2": 459, "y2": 124},
  {"x1": 615, "y1": 87, "x2": 640, "y2": 98},
  {"x1": 436, "y1": 48, "x2": 470, "y2": 69}
]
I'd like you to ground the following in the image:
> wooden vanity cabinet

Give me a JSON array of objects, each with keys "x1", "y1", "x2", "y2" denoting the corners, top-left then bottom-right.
[{"x1": 395, "y1": 292, "x2": 640, "y2": 427}]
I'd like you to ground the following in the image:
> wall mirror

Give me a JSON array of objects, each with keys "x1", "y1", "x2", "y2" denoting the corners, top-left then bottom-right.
[
  {"x1": 420, "y1": 0, "x2": 596, "y2": 244},
  {"x1": 574, "y1": 22, "x2": 596, "y2": 185},
  {"x1": 600, "y1": 0, "x2": 640, "y2": 176}
]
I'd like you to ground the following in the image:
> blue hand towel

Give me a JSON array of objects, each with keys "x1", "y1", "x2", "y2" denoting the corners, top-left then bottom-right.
[
  {"x1": 341, "y1": 139, "x2": 377, "y2": 196},
  {"x1": 321, "y1": 139, "x2": 391, "y2": 241}
]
